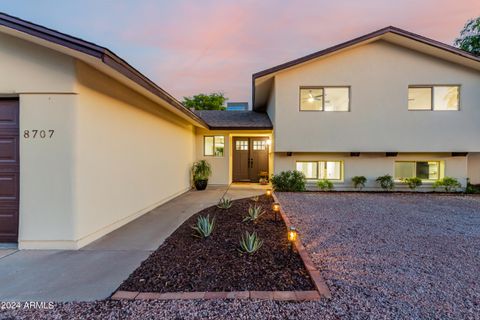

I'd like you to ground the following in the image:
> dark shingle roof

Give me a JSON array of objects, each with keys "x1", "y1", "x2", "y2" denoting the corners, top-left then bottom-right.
[{"x1": 193, "y1": 110, "x2": 272, "y2": 130}]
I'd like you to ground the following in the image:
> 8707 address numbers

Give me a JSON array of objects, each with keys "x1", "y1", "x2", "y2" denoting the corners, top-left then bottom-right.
[{"x1": 23, "y1": 130, "x2": 55, "y2": 139}]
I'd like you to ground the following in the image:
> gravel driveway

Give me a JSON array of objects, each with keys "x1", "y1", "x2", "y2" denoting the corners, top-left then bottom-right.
[
  {"x1": 277, "y1": 192, "x2": 480, "y2": 319},
  {"x1": 2, "y1": 193, "x2": 479, "y2": 319}
]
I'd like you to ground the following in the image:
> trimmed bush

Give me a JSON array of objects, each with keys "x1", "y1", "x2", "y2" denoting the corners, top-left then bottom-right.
[
  {"x1": 317, "y1": 179, "x2": 333, "y2": 191},
  {"x1": 433, "y1": 177, "x2": 462, "y2": 192},
  {"x1": 271, "y1": 170, "x2": 306, "y2": 192},
  {"x1": 351, "y1": 176, "x2": 367, "y2": 190},
  {"x1": 403, "y1": 177, "x2": 422, "y2": 190},
  {"x1": 376, "y1": 174, "x2": 394, "y2": 191},
  {"x1": 465, "y1": 178, "x2": 480, "y2": 194}
]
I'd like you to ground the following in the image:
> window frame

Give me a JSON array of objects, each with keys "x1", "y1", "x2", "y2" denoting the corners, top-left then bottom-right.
[
  {"x1": 203, "y1": 135, "x2": 225, "y2": 157},
  {"x1": 299, "y1": 86, "x2": 351, "y2": 112},
  {"x1": 295, "y1": 160, "x2": 344, "y2": 181},
  {"x1": 408, "y1": 85, "x2": 460, "y2": 111},
  {"x1": 394, "y1": 160, "x2": 442, "y2": 182}
]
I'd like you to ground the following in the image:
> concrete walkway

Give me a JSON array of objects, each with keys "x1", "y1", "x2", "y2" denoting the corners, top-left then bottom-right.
[{"x1": 0, "y1": 184, "x2": 266, "y2": 302}]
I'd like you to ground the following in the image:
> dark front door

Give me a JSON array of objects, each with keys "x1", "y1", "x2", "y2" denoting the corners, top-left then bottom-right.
[
  {"x1": 232, "y1": 137, "x2": 269, "y2": 182},
  {"x1": 0, "y1": 99, "x2": 19, "y2": 243}
]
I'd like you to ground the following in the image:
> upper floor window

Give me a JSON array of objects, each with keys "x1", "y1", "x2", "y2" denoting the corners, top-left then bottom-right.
[
  {"x1": 296, "y1": 161, "x2": 343, "y2": 180},
  {"x1": 408, "y1": 86, "x2": 459, "y2": 111},
  {"x1": 204, "y1": 135, "x2": 224, "y2": 157},
  {"x1": 300, "y1": 87, "x2": 349, "y2": 111}
]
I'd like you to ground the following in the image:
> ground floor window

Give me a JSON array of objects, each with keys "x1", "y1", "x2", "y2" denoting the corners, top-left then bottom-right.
[
  {"x1": 204, "y1": 135, "x2": 224, "y2": 156},
  {"x1": 394, "y1": 161, "x2": 441, "y2": 180},
  {"x1": 296, "y1": 161, "x2": 343, "y2": 180}
]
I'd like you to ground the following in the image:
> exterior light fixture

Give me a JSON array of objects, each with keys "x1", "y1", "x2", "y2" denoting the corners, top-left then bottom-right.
[
  {"x1": 272, "y1": 202, "x2": 280, "y2": 221},
  {"x1": 266, "y1": 139, "x2": 272, "y2": 146},
  {"x1": 288, "y1": 226, "x2": 298, "y2": 243},
  {"x1": 266, "y1": 189, "x2": 272, "y2": 197}
]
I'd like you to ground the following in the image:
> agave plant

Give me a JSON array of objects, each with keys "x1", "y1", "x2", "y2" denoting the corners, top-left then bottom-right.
[
  {"x1": 239, "y1": 231, "x2": 263, "y2": 254},
  {"x1": 192, "y1": 215, "x2": 215, "y2": 238},
  {"x1": 243, "y1": 204, "x2": 265, "y2": 223},
  {"x1": 217, "y1": 197, "x2": 232, "y2": 209},
  {"x1": 250, "y1": 195, "x2": 260, "y2": 202}
]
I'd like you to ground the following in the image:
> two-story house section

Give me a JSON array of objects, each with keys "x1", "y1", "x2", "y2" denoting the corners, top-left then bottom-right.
[{"x1": 253, "y1": 27, "x2": 480, "y2": 190}]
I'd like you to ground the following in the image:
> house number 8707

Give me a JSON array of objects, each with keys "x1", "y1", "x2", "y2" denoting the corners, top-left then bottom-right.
[{"x1": 23, "y1": 130, "x2": 55, "y2": 139}]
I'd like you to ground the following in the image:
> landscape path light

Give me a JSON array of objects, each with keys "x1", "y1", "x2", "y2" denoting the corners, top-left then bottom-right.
[
  {"x1": 272, "y1": 202, "x2": 280, "y2": 221},
  {"x1": 288, "y1": 226, "x2": 298, "y2": 252}
]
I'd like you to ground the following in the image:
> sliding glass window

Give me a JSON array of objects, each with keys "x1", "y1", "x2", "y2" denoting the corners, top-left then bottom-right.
[
  {"x1": 300, "y1": 87, "x2": 349, "y2": 111},
  {"x1": 408, "y1": 86, "x2": 459, "y2": 110},
  {"x1": 204, "y1": 136, "x2": 224, "y2": 157},
  {"x1": 296, "y1": 161, "x2": 343, "y2": 180},
  {"x1": 394, "y1": 161, "x2": 441, "y2": 181}
]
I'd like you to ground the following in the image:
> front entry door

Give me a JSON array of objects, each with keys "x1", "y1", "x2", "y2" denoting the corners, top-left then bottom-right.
[
  {"x1": 0, "y1": 99, "x2": 19, "y2": 243},
  {"x1": 233, "y1": 137, "x2": 269, "y2": 182}
]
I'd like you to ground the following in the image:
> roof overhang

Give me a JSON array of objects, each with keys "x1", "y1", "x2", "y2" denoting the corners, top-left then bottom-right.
[
  {"x1": 252, "y1": 26, "x2": 480, "y2": 111},
  {"x1": 0, "y1": 12, "x2": 209, "y2": 128}
]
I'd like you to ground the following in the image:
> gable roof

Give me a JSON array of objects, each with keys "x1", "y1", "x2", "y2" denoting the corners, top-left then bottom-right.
[
  {"x1": 193, "y1": 110, "x2": 272, "y2": 130},
  {"x1": 0, "y1": 12, "x2": 208, "y2": 128},
  {"x1": 252, "y1": 26, "x2": 480, "y2": 111}
]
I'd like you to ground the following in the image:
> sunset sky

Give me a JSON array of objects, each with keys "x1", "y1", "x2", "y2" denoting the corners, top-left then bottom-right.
[{"x1": 2, "y1": 0, "x2": 479, "y2": 104}]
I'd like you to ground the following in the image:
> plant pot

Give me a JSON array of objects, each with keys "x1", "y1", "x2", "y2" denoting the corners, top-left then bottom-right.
[{"x1": 194, "y1": 179, "x2": 208, "y2": 191}]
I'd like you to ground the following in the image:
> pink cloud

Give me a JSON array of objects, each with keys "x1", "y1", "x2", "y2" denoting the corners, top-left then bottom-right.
[{"x1": 111, "y1": 0, "x2": 479, "y2": 103}]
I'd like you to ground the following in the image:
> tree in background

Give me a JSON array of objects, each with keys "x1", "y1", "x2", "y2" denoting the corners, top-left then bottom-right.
[
  {"x1": 182, "y1": 93, "x2": 227, "y2": 110},
  {"x1": 454, "y1": 17, "x2": 480, "y2": 56}
]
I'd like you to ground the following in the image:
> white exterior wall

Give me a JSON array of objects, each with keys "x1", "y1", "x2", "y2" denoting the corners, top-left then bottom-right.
[
  {"x1": 467, "y1": 153, "x2": 480, "y2": 184},
  {"x1": 272, "y1": 40, "x2": 480, "y2": 152},
  {"x1": 1, "y1": 31, "x2": 198, "y2": 249},
  {"x1": 0, "y1": 32, "x2": 79, "y2": 248},
  {"x1": 275, "y1": 152, "x2": 468, "y2": 190},
  {"x1": 72, "y1": 62, "x2": 196, "y2": 248}
]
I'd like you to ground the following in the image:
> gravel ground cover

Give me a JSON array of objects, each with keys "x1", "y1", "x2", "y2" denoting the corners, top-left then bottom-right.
[
  {"x1": 119, "y1": 195, "x2": 313, "y2": 292},
  {"x1": 276, "y1": 192, "x2": 480, "y2": 319},
  {"x1": 2, "y1": 193, "x2": 479, "y2": 319}
]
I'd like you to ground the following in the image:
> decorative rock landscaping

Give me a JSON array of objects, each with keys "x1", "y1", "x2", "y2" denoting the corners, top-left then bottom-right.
[{"x1": 116, "y1": 194, "x2": 327, "y2": 300}]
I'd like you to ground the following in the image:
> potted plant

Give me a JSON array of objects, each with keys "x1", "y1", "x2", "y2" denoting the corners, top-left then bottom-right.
[{"x1": 192, "y1": 160, "x2": 212, "y2": 190}]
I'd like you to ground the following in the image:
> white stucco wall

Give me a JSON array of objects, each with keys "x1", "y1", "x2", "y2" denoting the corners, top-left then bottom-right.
[
  {"x1": 271, "y1": 40, "x2": 480, "y2": 152},
  {"x1": 19, "y1": 94, "x2": 77, "y2": 248},
  {"x1": 275, "y1": 152, "x2": 468, "y2": 190},
  {"x1": 72, "y1": 62, "x2": 196, "y2": 248},
  {"x1": 467, "y1": 153, "x2": 480, "y2": 184},
  {"x1": 1, "y1": 31, "x2": 199, "y2": 249},
  {"x1": 0, "y1": 31, "x2": 79, "y2": 248}
]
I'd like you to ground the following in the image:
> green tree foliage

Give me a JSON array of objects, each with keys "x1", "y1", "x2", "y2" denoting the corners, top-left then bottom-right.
[
  {"x1": 182, "y1": 93, "x2": 227, "y2": 110},
  {"x1": 454, "y1": 17, "x2": 480, "y2": 56}
]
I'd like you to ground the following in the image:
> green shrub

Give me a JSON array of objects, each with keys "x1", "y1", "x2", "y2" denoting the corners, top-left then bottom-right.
[
  {"x1": 376, "y1": 174, "x2": 394, "y2": 191},
  {"x1": 317, "y1": 179, "x2": 333, "y2": 191},
  {"x1": 465, "y1": 178, "x2": 480, "y2": 194},
  {"x1": 351, "y1": 176, "x2": 367, "y2": 190},
  {"x1": 217, "y1": 197, "x2": 232, "y2": 209},
  {"x1": 403, "y1": 177, "x2": 423, "y2": 190},
  {"x1": 271, "y1": 170, "x2": 306, "y2": 192},
  {"x1": 192, "y1": 215, "x2": 215, "y2": 238},
  {"x1": 433, "y1": 177, "x2": 462, "y2": 192},
  {"x1": 192, "y1": 160, "x2": 212, "y2": 181},
  {"x1": 239, "y1": 231, "x2": 263, "y2": 254},
  {"x1": 243, "y1": 204, "x2": 265, "y2": 223}
]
